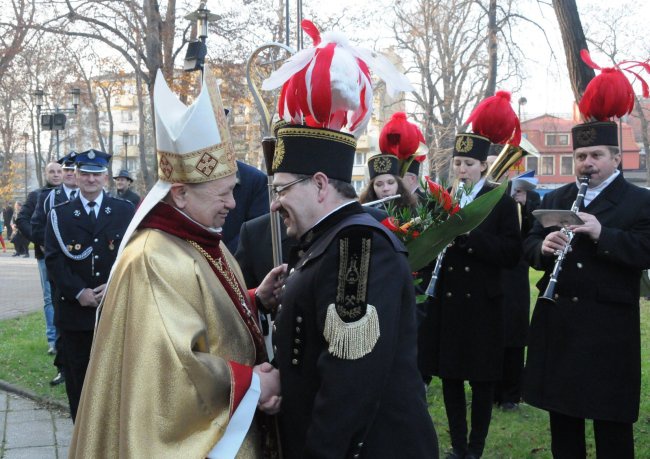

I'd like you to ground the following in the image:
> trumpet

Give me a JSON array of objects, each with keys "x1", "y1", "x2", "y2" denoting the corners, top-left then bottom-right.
[
  {"x1": 425, "y1": 179, "x2": 466, "y2": 298},
  {"x1": 487, "y1": 143, "x2": 531, "y2": 182},
  {"x1": 539, "y1": 175, "x2": 591, "y2": 303}
]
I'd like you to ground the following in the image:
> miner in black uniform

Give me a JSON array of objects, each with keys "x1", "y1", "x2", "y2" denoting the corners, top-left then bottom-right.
[
  {"x1": 262, "y1": 122, "x2": 438, "y2": 459},
  {"x1": 45, "y1": 149, "x2": 134, "y2": 421},
  {"x1": 523, "y1": 57, "x2": 650, "y2": 458}
]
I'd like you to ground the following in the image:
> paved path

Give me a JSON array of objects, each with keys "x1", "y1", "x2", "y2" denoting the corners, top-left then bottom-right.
[
  {"x1": 0, "y1": 249, "x2": 42, "y2": 320},
  {"x1": 0, "y1": 391, "x2": 72, "y2": 458},
  {"x1": 0, "y1": 250, "x2": 73, "y2": 458}
]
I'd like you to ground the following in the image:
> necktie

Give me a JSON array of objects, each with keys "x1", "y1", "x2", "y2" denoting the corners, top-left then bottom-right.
[
  {"x1": 88, "y1": 201, "x2": 97, "y2": 225},
  {"x1": 69, "y1": 190, "x2": 77, "y2": 200}
]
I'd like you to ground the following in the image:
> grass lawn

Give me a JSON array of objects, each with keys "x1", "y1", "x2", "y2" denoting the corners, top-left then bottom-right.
[
  {"x1": 1, "y1": 269, "x2": 649, "y2": 456},
  {"x1": 0, "y1": 312, "x2": 67, "y2": 404}
]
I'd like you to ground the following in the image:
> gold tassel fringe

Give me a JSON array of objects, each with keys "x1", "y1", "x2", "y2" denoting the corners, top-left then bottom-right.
[{"x1": 323, "y1": 304, "x2": 380, "y2": 360}]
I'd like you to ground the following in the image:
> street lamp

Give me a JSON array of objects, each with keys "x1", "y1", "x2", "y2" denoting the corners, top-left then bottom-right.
[
  {"x1": 184, "y1": 1, "x2": 219, "y2": 73},
  {"x1": 517, "y1": 96, "x2": 527, "y2": 121},
  {"x1": 122, "y1": 130, "x2": 129, "y2": 170},
  {"x1": 32, "y1": 87, "x2": 81, "y2": 159},
  {"x1": 22, "y1": 132, "x2": 29, "y2": 200}
]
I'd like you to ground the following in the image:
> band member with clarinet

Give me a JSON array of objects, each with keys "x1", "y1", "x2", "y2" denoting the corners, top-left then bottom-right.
[
  {"x1": 523, "y1": 51, "x2": 650, "y2": 458},
  {"x1": 417, "y1": 91, "x2": 522, "y2": 459}
]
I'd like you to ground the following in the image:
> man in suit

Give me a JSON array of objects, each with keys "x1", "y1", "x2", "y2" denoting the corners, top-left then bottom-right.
[
  {"x1": 45, "y1": 149, "x2": 134, "y2": 421},
  {"x1": 221, "y1": 160, "x2": 269, "y2": 253},
  {"x1": 31, "y1": 152, "x2": 80, "y2": 386},
  {"x1": 113, "y1": 169, "x2": 141, "y2": 207},
  {"x1": 524, "y1": 119, "x2": 650, "y2": 457},
  {"x1": 15, "y1": 161, "x2": 63, "y2": 357}
]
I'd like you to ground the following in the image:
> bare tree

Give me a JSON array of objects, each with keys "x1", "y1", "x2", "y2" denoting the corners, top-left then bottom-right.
[
  {"x1": 551, "y1": 0, "x2": 595, "y2": 103},
  {"x1": 0, "y1": 0, "x2": 34, "y2": 79}
]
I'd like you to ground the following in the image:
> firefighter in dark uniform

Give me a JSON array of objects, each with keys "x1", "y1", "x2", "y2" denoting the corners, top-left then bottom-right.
[
  {"x1": 45, "y1": 149, "x2": 134, "y2": 421},
  {"x1": 523, "y1": 58, "x2": 650, "y2": 458}
]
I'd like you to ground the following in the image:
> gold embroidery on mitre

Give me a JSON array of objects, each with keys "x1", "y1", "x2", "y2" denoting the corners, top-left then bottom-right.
[
  {"x1": 576, "y1": 127, "x2": 597, "y2": 146},
  {"x1": 157, "y1": 142, "x2": 236, "y2": 184},
  {"x1": 372, "y1": 156, "x2": 393, "y2": 174},
  {"x1": 455, "y1": 135, "x2": 474, "y2": 153}
]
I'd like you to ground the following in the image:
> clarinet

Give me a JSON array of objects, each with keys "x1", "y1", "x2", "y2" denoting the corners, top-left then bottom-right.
[
  {"x1": 539, "y1": 175, "x2": 591, "y2": 303},
  {"x1": 425, "y1": 180, "x2": 465, "y2": 298}
]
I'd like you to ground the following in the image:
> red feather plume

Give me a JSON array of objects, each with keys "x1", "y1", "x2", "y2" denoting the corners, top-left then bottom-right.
[
  {"x1": 379, "y1": 112, "x2": 426, "y2": 160},
  {"x1": 465, "y1": 91, "x2": 521, "y2": 146},
  {"x1": 578, "y1": 49, "x2": 649, "y2": 121}
]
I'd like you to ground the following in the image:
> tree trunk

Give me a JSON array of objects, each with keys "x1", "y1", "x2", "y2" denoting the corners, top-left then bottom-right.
[
  {"x1": 552, "y1": 0, "x2": 596, "y2": 103},
  {"x1": 483, "y1": 0, "x2": 498, "y2": 98}
]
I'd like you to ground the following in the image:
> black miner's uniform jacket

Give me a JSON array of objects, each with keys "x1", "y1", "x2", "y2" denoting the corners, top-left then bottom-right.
[
  {"x1": 45, "y1": 193, "x2": 134, "y2": 331},
  {"x1": 523, "y1": 174, "x2": 650, "y2": 423},
  {"x1": 273, "y1": 202, "x2": 438, "y2": 458}
]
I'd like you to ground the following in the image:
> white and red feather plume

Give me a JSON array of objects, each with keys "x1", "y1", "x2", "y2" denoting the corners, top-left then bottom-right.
[
  {"x1": 579, "y1": 49, "x2": 650, "y2": 122},
  {"x1": 262, "y1": 20, "x2": 413, "y2": 138}
]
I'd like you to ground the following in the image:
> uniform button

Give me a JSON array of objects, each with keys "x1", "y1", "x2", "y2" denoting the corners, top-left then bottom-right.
[
  {"x1": 358, "y1": 442, "x2": 364, "y2": 447},
  {"x1": 61, "y1": 296, "x2": 65, "y2": 300},
  {"x1": 464, "y1": 266, "x2": 470, "y2": 272},
  {"x1": 353, "y1": 455, "x2": 360, "y2": 458},
  {"x1": 293, "y1": 348, "x2": 299, "y2": 355},
  {"x1": 295, "y1": 326, "x2": 301, "y2": 333},
  {"x1": 95, "y1": 272, "x2": 101, "y2": 276},
  {"x1": 576, "y1": 262, "x2": 583, "y2": 269},
  {"x1": 465, "y1": 293, "x2": 471, "y2": 299},
  {"x1": 445, "y1": 292, "x2": 452, "y2": 298},
  {"x1": 467, "y1": 248, "x2": 474, "y2": 254},
  {"x1": 289, "y1": 268, "x2": 295, "y2": 275},
  {"x1": 272, "y1": 324, "x2": 277, "y2": 332},
  {"x1": 571, "y1": 297, "x2": 579, "y2": 303},
  {"x1": 294, "y1": 338, "x2": 301, "y2": 344},
  {"x1": 291, "y1": 358, "x2": 299, "y2": 365},
  {"x1": 94, "y1": 238, "x2": 99, "y2": 242},
  {"x1": 554, "y1": 294, "x2": 559, "y2": 300},
  {"x1": 447, "y1": 266, "x2": 454, "y2": 272},
  {"x1": 94, "y1": 255, "x2": 99, "y2": 259},
  {"x1": 273, "y1": 345, "x2": 277, "y2": 353},
  {"x1": 296, "y1": 316, "x2": 303, "y2": 323}
]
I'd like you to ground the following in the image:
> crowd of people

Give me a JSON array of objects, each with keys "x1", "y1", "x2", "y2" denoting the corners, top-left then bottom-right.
[{"x1": 2, "y1": 20, "x2": 649, "y2": 459}]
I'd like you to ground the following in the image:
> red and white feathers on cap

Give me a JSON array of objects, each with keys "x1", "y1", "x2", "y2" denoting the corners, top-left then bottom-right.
[
  {"x1": 262, "y1": 20, "x2": 414, "y2": 138},
  {"x1": 579, "y1": 49, "x2": 649, "y2": 122},
  {"x1": 465, "y1": 90, "x2": 521, "y2": 146},
  {"x1": 379, "y1": 112, "x2": 425, "y2": 160}
]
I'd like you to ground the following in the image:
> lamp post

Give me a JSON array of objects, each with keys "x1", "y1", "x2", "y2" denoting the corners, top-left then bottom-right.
[
  {"x1": 122, "y1": 130, "x2": 129, "y2": 170},
  {"x1": 517, "y1": 96, "x2": 527, "y2": 121},
  {"x1": 184, "y1": 2, "x2": 219, "y2": 74},
  {"x1": 32, "y1": 87, "x2": 81, "y2": 160},
  {"x1": 22, "y1": 132, "x2": 29, "y2": 200}
]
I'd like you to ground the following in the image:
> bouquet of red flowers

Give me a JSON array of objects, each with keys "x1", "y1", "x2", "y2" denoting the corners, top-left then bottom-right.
[{"x1": 381, "y1": 177, "x2": 507, "y2": 271}]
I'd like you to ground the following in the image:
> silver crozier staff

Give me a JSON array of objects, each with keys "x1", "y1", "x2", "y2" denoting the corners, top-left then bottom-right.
[{"x1": 539, "y1": 175, "x2": 591, "y2": 302}]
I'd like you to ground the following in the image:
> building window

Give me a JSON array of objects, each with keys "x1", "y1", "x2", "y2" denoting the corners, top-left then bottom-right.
[
  {"x1": 640, "y1": 152, "x2": 647, "y2": 170},
  {"x1": 121, "y1": 110, "x2": 133, "y2": 122},
  {"x1": 540, "y1": 156, "x2": 554, "y2": 175},
  {"x1": 526, "y1": 156, "x2": 538, "y2": 174},
  {"x1": 560, "y1": 156, "x2": 573, "y2": 175},
  {"x1": 354, "y1": 152, "x2": 365, "y2": 166},
  {"x1": 352, "y1": 180, "x2": 365, "y2": 193},
  {"x1": 545, "y1": 133, "x2": 569, "y2": 146}
]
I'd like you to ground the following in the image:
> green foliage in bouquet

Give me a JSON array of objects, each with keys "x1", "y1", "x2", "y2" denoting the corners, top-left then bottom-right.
[{"x1": 382, "y1": 178, "x2": 507, "y2": 272}]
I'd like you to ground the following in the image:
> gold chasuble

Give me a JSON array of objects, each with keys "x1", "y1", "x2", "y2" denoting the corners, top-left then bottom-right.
[{"x1": 69, "y1": 203, "x2": 265, "y2": 458}]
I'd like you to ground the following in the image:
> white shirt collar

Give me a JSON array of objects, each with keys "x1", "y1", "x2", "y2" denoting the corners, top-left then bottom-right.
[
  {"x1": 459, "y1": 178, "x2": 486, "y2": 208},
  {"x1": 579, "y1": 170, "x2": 620, "y2": 206},
  {"x1": 311, "y1": 200, "x2": 356, "y2": 229},
  {"x1": 62, "y1": 184, "x2": 79, "y2": 199},
  {"x1": 79, "y1": 192, "x2": 104, "y2": 216}
]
